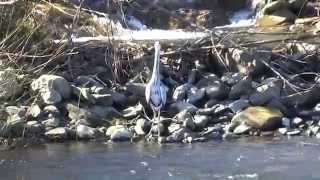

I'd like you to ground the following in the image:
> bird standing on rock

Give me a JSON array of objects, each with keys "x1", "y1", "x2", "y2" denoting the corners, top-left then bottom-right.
[{"x1": 145, "y1": 41, "x2": 167, "y2": 139}]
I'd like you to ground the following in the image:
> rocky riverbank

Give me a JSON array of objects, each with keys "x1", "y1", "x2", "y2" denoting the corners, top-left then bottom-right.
[
  {"x1": 1, "y1": 0, "x2": 320, "y2": 148},
  {"x1": 2, "y1": 52, "x2": 320, "y2": 145}
]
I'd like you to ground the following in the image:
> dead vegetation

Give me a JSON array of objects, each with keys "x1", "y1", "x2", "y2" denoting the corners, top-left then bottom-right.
[{"x1": 0, "y1": 0, "x2": 320, "y2": 106}]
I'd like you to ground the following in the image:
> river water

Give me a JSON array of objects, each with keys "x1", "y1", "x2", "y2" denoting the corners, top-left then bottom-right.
[{"x1": 1, "y1": 137, "x2": 320, "y2": 180}]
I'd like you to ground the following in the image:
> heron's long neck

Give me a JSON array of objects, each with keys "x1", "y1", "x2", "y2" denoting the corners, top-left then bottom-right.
[{"x1": 151, "y1": 48, "x2": 160, "y2": 81}]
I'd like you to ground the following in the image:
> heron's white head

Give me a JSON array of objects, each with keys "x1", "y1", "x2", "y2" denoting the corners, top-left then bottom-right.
[{"x1": 154, "y1": 41, "x2": 161, "y2": 52}]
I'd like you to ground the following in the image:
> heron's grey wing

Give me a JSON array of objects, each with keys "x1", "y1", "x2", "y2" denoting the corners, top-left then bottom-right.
[
  {"x1": 160, "y1": 84, "x2": 167, "y2": 106},
  {"x1": 145, "y1": 83, "x2": 151, "y2": 104}
]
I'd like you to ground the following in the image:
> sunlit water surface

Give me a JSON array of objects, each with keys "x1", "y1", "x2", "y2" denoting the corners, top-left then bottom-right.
[{"x1": 1, "y1": 137, "x2": 320, "y2": 180}]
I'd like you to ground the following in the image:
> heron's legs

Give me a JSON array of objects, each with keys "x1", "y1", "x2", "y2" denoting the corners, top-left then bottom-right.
[
  {"x1": 146, "y1": 108, "x2": 156, "y2": 139},
  {"x1": 157, "y1": 109, "x2": 161, "y2": 138},
  {"x1": 146, "y1": 108, "x2": 162, "y2": 141}
]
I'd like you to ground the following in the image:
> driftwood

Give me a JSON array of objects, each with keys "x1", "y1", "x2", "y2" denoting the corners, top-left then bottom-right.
[
  {"x1": 53, "y1": 29, "x2": 210, "y2": 45},
  {"x1": 0, "y1": 0, "x2": 19, "y2": 5},
  {"x1": 53, "y1": 25, "x2": 320, "y2": 49}
]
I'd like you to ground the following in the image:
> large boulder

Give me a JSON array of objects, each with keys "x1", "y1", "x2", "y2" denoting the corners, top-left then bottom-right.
[
  {"x1": 169, "y1": 101, "x2": 198, "y2": 116},
  {"x1": 172, "y1": 83, "x2": 190, "y2": 101},
  {"x1": 134, "y1": 118, "x2": 151, "y2": 135},
  {"x1": 76, "y1": 124, "x2": 102, "y2": 139},
  {"x1": 122, "y1": 103, "x2": 143, "y2": 119},
  {"x1": 106, "y1": 125, "x2": 132, "y2": 141},
  {"x1": 5, "y1": 106, "x2": 28, "y2": 136},
  {"x1": 45, "y1": 127, "x2": 69, "y2": 140},
  {"x1": 249, "y1": 78, "x2": 282, "y2": 106},
  {"x1": 187, "y1": 87, "x2": 205, "y2": 104},
  {"x1": 31, "y1": 75, "x2": 71, "y2": 104},
  {"x1": 229, "y1": 80, "x2": 253, "y2": 99},
  {"x1": 65, "y1": 102, "x2": 121, "y2": 127},
  {"x1": 231, "y1": 106, "x2": 283, "y2": 131}
]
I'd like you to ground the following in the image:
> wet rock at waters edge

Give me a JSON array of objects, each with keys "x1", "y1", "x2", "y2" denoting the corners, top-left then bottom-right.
[
  {"x1": 229, "y1": 80, "x2": 253, "y2": 100},
  {"x1": 197, "y1": 104, "x2": 229, "y2": 116},
  {"x1": 27, "y1": 104, "x2": 42, "y2": 119},
  {"x1": 183, "y1": 114, "x2": 196, "y2": 131},
  {"x1": 45, "y1": 127, "x2": 69, "y2": 140},
  {"x1": 26, "y1": 121, "x2": 44, "y2": 134},
  {"x1": 41, "y1": 90, "x2": 63, "y2": 105},
  {"x1": 278, "y1": 127, "x2": 288, "y2": 135},
  {"x1": 41, "y1": 117, "x2": 60, "y2": 129},
  {"x1": 6, "y1": 106, "x2": 28, "y2": 136},
  {"x1": 109, "y1": 90, "x2": 128, "y2": 107},
  {"x1": 172, "y1": 83, "x2": 190, "y2": 101},
  {"x1": 233, "y1": 123, "x2": 252, "y2": 135},
  {"x1": 148, "y1": 117, "x2": 171, "y2": 136},
  {"x1": 249, "y1": 78, "x2": 282, "y2": 106},
  {"x1": 168, "y1": 123, "x2": 182, "y2": 134},
  {"x1": 204, "y1": 99, "x2": 219, "y2": 108},
  {"x1": 91, "y1": 105, "x2": 121, "y2": 121},
  {"x1": 5, "y1": 106, "x2": 28, "y2": 117},
  {"x1": 169, "y1": 101, "x2": 198, "y2": 116},
  {"x1": 43, "y1": 105, "x2": 61, "y2": 117},
  {"x1": 65, "y1": 102, "x2": 121, "y2": 127},
  {"x1": 0, "y1": 68, "x2": 23, "y2": 100},
  {"x1": 153, "y1": 118, "x2": 172, "y2": 136},
  {"x1": 71, "y1": 85, "x2": 96, "y2": 104},
  {"x1": 122, "y1": 103, "x2": 143, "y2": 119},
  {"x1": 125, "y1": 83, "x2": 146, "y2": 100},
  {"x1": 31, "y1": 75, "x2": 71, "y2": 104},
  {"x1": 92, "y1": 94, "x2": 113, "y2": 106},
  {"x1": 166, "y1": 127, "x2": 186, "y2": 143},
  {"x1": 267, "y1": 99, "x2": 288, "y2": 115},
  {"x1": 204, "y1": 82, "x2": 229, "y2": 100},
  {"x1": 134, "y1": 118, "x2": 151, "y2": 136},
  {"x1": 187, "y1": 87, "x2": 205, "y2": 104},
  {"x1": 231, "y1": 106, "x2": 283, "y2": 131},
  {"x1": 292, "y1": 117, "x2": 303, "y2": 127},
  {"x1": 286, "y1": 129, "x2": 301, "y2": 136},
  {"x1": 193, "y1": 115, "x2": 209, "y2": 131},
  {"x1": 228, "y1": 99, "x2": 250, "y2": 113},
  {"x1": 221, "y1": 72, "x2": 244, "y2": 86},
  {"x1": 176, "y1": 110, "x2": 193, "y2": 122},
  {"x1": 76, "y1": 124, "x2": 102, "y2": 139},
  {"x1": 309, "y1": 125, "x2": 320, "y2": 136},
  {"x1": 196, "y1": 73, "x2": 220, "y2": 88},
  {"x1": 106, "y1": 125, "x2": 133, "y2": 141}
]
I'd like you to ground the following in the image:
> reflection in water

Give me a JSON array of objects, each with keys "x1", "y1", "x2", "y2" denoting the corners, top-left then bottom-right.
[{"x1": 0, "y1": 137, "x2": 320, "y2": 180}]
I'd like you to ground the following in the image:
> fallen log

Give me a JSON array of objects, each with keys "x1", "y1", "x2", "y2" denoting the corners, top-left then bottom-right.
[
  {"x1": 0, "y1": 0, "x2": 19, "y2": 5},
  {"x1": 53, "y1": 29, "x2": 210, "y2": 45}
]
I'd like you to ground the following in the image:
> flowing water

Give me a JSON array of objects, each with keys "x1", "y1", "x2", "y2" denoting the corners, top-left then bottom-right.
[{"x1": 1, "y1": 137, "x2": 320, "y2": 180}]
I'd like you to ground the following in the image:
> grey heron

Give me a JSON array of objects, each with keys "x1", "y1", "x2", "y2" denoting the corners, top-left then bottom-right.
[{"x1": 145, "y1": 41, "x2": 167, "y2": 138}]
